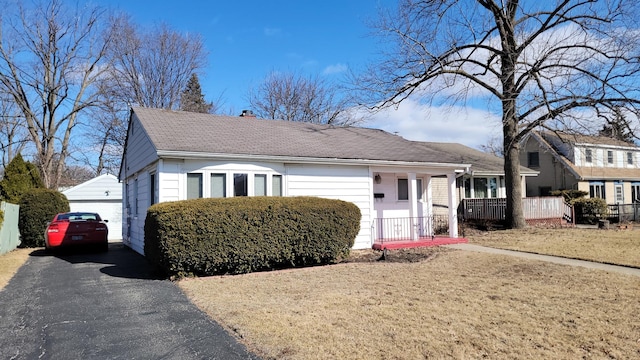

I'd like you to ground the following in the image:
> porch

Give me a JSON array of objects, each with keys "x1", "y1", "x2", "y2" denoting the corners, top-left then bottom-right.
[
  {"x1": 371, "y1": 216, "x2": 468, "y2": 250},
  {"x1": 459, "y1": 196, "x2": 574, "y2": 226}
]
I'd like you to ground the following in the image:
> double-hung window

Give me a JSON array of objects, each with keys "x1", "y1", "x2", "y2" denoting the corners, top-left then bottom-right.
[
  {"x1": 234, "y1": 173, "x2": 248, "y2": 196},
  {"x1": 585, "y1": 149, "x2": 593, "y2": 163},
  {"x1": 397, "y1": 178, "x2": 423, "y2": 201},
  {"x1": 210, "y1": 173, "x2": 226, "y2": 198},
  {"x1": 187, "y1": 173, "x2": 203, "y2": 199},
  {"x1": 527, "y1": 152, "x2": 539, "y2": 168},
  {"x1": 589, "y1": 181, "x2": 605, "y2": 199}
]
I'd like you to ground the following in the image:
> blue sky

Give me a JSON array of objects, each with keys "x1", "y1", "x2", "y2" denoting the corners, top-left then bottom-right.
[{"x1": 88, "y1": 0, "x2": 500, "y2": 149}]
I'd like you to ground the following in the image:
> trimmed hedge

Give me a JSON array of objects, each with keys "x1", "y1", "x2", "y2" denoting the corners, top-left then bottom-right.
[
  {"x1": 144, "y1": 196, "x2": 361, "y2": 277},
  {"x1": 18, "y1": 189, "x2": 70, "y2": 247},
  {"x1": 573, "y1": 197, "x2": 608, "y2": 224}
]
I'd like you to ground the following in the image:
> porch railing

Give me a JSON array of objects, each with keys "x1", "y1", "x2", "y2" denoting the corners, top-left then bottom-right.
[
  {"x1": 372, "y1": 215, "x2": 449, "y2": 243},
  {"x1": 460, "y1": 197, "x2": 573, "y2": 224}
]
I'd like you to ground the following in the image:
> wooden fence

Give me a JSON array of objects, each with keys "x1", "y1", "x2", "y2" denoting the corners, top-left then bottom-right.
[
  {"x1": 460, "y1": 197, "x2": 573, "y2": 225},
  {"x1": 0, "y1": 201, "x2": 21, "y2": 255}
]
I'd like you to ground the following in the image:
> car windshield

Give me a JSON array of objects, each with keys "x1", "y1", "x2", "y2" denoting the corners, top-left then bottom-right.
[{"x1": 57, "y1": 213, "x2": 100, "y2": 221}]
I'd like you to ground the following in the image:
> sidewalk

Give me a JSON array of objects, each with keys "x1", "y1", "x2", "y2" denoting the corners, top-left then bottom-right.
[{"x1": 444, "y1": 243, "x2": 640, "y2": 277}]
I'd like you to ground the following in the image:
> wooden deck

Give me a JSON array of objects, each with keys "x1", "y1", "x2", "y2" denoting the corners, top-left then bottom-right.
[{"x1": 372, "y1": 236, "x2": 468, "y2": 250}]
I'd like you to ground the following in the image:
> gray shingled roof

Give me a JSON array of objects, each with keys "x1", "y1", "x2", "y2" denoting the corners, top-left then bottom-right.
[
  {"x1": 133, "y1": 107, "x2": 471, "y2": 165},
  {"x1": 416, "y1": 142, "x2": 537, "y2": 175},
  {"x1": 540, "y1": 131, "x2": 637, "y2": 148}
]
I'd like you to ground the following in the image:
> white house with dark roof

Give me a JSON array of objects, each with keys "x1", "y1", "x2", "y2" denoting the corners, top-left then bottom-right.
[{"x1": 119, "y1": 107, "x2": 533, "y2": 254}]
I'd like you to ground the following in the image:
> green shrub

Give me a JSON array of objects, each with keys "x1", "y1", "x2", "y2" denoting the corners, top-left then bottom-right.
[
  {"x1": 550, "y1": 189, "x2": 588, "y2": 202},
  {"x1": 18, "y1": 189, "x2": 70, "y2": 247},
  {"x1": 573, "y1": 197, "x2": 608, "y2": 224},
  {"x1": 144, "y1": 196, "x2": 361, "y2": 277},
  {"x1": 0, "y1": 208, "x2": 4, "y2": 228}
]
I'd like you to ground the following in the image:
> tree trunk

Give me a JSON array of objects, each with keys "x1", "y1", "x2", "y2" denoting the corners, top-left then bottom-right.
[{"x1": 503, "y1": 111, "x2": 526, "y2": 228}]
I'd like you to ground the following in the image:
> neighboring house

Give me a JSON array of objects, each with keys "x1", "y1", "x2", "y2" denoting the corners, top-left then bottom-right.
[
  {"x1": 119, "y1": 107, "x2": 533, "y2": 255},
  {"x1": 520, "y1": 131, "x2": 640, "y2": 204},
  {"x1": 62, "y1": 174, "x2": 123, "y2": 241}
]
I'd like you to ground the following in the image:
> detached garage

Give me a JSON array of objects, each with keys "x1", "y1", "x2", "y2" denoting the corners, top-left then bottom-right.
[{"x1": 62, "y1": 174, "x2": 122, "y2": 241}]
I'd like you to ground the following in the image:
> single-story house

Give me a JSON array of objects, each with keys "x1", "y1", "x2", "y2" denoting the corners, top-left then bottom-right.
[
  {"x1": 62, "y1": 174, "x2": 123, "y2": 241},
  {"x1": 119, "y1": 107, "x2": 533, "y2": 255}
]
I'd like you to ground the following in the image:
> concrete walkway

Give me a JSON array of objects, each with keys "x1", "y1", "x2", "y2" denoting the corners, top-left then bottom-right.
[{"x1": 444, "y1": 243, "x2": 640, "y2": 277}]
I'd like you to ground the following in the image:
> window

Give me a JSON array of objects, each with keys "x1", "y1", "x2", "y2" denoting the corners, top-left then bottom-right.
[
  {"x1": 473, "y1": 178, "x2": 488, "y2": 198},
  {"x1": 607, "y1": 151, "x2": 614, "y2": 164},
  {"x1": 210, "y1": 173, "x2": 226, "y2": 198},
  {"x1": 539, "y1": 186, "x2": 552, "y2": 196},
  {"x1": 589, "y1": 181, "x2": 605, "y2": 199},
  {"x1": 133, "y1": 179, "x2": 138, "y2": 215},
  {"x1": 464, "y1": 178, "x2": 471, "y2": 198},
  {"x1": 149, "y1": 173, "x2": 156, "y2": 205},
  {"x1": 585, "y1": 149, "x2": 593, "y2": 163},
  {"x1": 187, "y1": 173, "x2": 203, "y2": 199},
  {"x1": 488, "y1": 178, "x2": 498, "y2": 198},
  {"x1": 527, "y1": 152, "x2": 540, "y2": 168},
  {"x1": 234, "y1": 173, "x2": 248, "y2": 196},
  {"x1": 254, "y1": 174, "x2": 267, "y2": 196},
  {"x1": 272, "y1": 175, "x2": 282, "y2": 196},
  {"x1": 632, "y1": 183, "x2": 640, "y2": 203},
  {"x1": 627, "y1": 152, "x2": 634, "y2": 165},
  {"x1": 397, "y1": 178, "x2": 423, "y2": 201}
]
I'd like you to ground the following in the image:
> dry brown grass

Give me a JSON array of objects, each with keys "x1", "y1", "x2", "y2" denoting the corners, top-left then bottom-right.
[
  {"x1": 468, "y1": 228, "x2": 640, "y2": 267},
  {"x1": 0, "y1": 248, "x2": 32, "y2": 290},
  {"x1": 179, "y1": 248, "x2": 640, "y2": 359}
]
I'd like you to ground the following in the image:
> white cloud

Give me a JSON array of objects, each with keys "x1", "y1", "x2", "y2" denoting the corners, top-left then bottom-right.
[
  {"x1": 322, "y1": 63, "x2": 347, "y2": 75},
  {"x1": 362, "y1": 99, "x2": 502, "y2": 149}
]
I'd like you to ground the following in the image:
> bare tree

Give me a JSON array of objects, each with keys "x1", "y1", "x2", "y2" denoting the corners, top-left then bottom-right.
[
  {"x1": 107, "y1": 16, "x2": 207, "y2": 110},
  {"x1": 248, "y1": 71, "x2": 359, "y2": 125},
  {"x1": 356, "y1": 0, "x2": 640, "y2": 228},
  {"x1": 0, "y1": 94, "x2": 29, "y2": 168},
  {"x1": 0, "y1": 0, "x2": 113, "y2": 189}
]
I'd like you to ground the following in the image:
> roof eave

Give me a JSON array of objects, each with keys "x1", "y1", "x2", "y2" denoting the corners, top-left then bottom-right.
[{"x1": 156, "y1": 150, "x2": 471, "y2": 171}]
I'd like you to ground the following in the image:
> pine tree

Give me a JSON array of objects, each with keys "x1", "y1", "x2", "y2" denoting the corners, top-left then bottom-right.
[
  {"x1": 0, "y1": 154, "x2": 44, "y2": 203},
  {"x1": 180, "y1": 73, "x2": 213, "y2": 113},
  {"x1": 599, "y1": 107, "x2": 635, "y2": 143}
]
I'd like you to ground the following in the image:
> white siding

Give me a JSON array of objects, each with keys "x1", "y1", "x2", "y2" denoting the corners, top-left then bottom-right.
[
  {"x1": 123, "y1": 171, "x2": 151, "y2": 255},
  {"x1": 122, "y1": 115, "x2": 158, "y2": 177},
  {"x1": 286, "y1": 164, "x2": 371, "y2": 249}
]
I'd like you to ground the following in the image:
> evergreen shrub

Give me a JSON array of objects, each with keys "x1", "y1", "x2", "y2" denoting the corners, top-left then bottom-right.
[
  {"x1": 144, "y1": 196, "x2": 361, "y2": 277},
  {"x1": 18, "y1": 189, "x2": 70, "y2": 247},
  {"x1": 573, "y1": 197, "x2": 608, "y2": 224}
]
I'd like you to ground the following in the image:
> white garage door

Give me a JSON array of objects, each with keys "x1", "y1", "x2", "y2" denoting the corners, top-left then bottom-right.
[{"x1": 68, "y1": 200, "x2": 122, "y2": 241}]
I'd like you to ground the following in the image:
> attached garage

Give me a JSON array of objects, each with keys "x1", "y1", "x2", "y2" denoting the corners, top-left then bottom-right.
[{"x1": 62, "y1": 174, "x2": 123, "y2": 241}]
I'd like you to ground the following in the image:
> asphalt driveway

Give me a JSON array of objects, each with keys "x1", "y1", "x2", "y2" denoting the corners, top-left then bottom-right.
[{"x1": 0, "y1": 243, "x2": 259, "y2": 360}]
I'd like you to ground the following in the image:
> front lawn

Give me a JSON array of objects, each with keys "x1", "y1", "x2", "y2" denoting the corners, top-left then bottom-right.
[
  {"x1": 180, "y1": 247, "x2": 640, "y2": 359},
  {"x1": 0, "y1": 248, "x2": 32, "y2": 289},
  {"x1": 467, "y1": 228, "x2": 640, "y2": 267}
]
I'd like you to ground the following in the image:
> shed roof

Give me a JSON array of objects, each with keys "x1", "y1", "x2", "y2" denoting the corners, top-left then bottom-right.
[{"x1": 62, "y1": 174, "x2": 122, "y2": 201}]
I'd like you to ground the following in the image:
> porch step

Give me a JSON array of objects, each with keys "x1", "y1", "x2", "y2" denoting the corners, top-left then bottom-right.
[{"x1": 372, "y1": 237, "x2": 468, "y2": 251}]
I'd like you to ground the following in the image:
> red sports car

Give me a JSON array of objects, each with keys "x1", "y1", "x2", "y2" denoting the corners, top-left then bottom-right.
[{"x1": 44, "y1": 212, "x2": 109, "y2": 252}]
